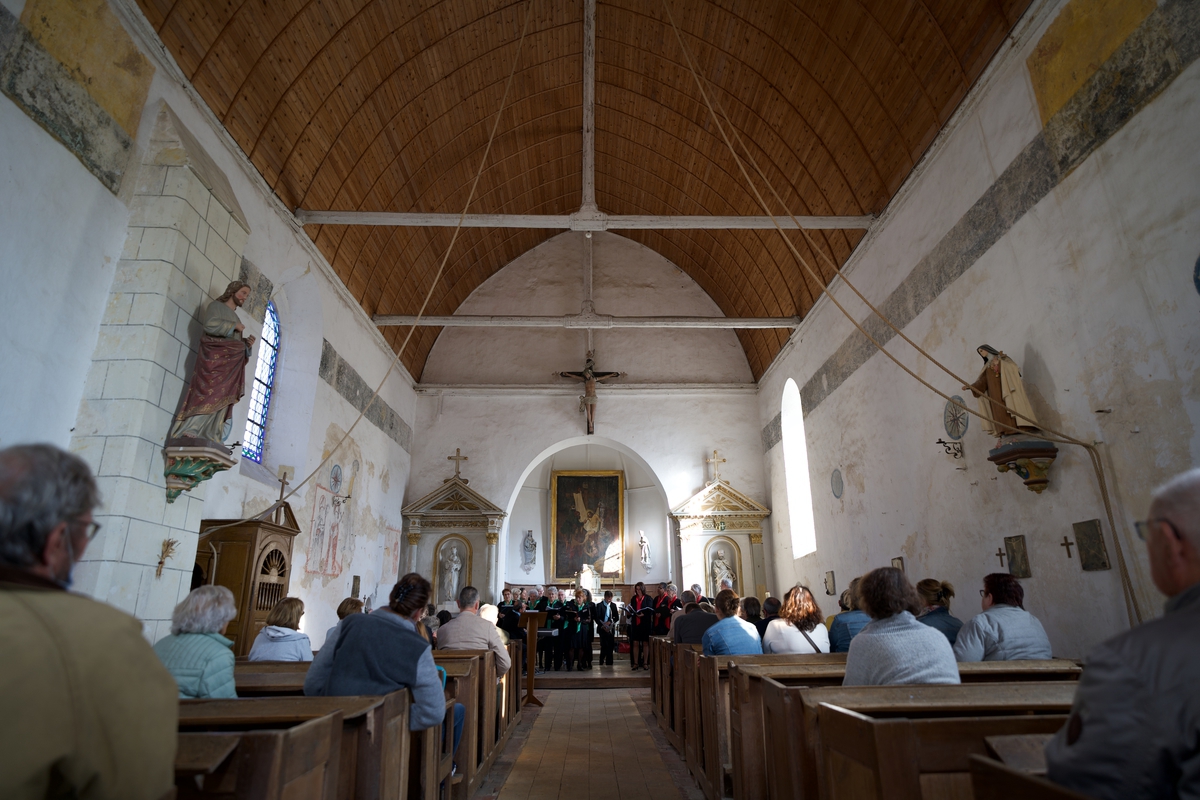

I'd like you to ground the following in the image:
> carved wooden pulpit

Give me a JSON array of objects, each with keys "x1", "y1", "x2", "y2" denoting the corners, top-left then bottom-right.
[{"x1": 195, "y1": 503, "x2": 301, "y2": 657}]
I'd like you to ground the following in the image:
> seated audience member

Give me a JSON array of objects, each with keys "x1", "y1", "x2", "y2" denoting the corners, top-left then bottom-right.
[
  {"x1": 843, "y1": 567, "x2": 959, "y2": 686},
  {"x1": 763, "y1": 585, "x2": 829, "y2": 654},
  {"x1": 826, "y1": 590, "x2": 851, "y2": 630},
  {"x1": 953, "y1": 573, "x2": 1051, "y2": 661},
  {"x1": 153, "y1": 585, "x2": 238, "y2": 698},
  {"x1": 829, "y1": 577, "x2": 871, "y2": 652},
  {"x1": 438, "y1": 586, "x2": 512, "y2": 676},
  {"x1": 306, "y1": 573, "x2": 466, "y2": 755},
  {"x1": 718, "y1": 578, "x2": 735, "y2": 593},
  {"x1": 248, "y1": 596, "x2": 313, "y2": 661},
  {"x1": 0, "y1": 444, "x2": 177, "y2": 800},
  {"x1": 756, "y1": 596, "x2": 781, "y2": 638},
  {"x1": 1046, "y1": 469, "x2": 1200, "y2": 799},
  {"x1": 437, "y1": 609, "x2": 453, "y2": 628},
  {"x1": 323, "y1": 596, "x2": 364, "y2": 649},
  {"x1": 702, "y1": 590, "x2": 764, "y2": 656},
  {"x1": 671, "y1": 589, "x2": 696, "y2": 627},
  {"x1": 480, "y1": 603, "x2": 508, "y2": 644},
  {"x1": 915, "y1": 579, "x2": 963, "y2": 644},
  {"x1": 739, "y1": 596, "x2": 763, "y2": 630},
  {"x1": 673, "y1": 601, "x2": 718, "y2": 644}
]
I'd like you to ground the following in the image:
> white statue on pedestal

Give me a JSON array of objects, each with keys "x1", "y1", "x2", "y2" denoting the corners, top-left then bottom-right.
[
  {"x1": 521, "y1": 530, "x2": 537, "y2": 574},
  {"x1": 639, "y1": 531, "x2": 652, "y2": 573},
  {"x1": 439, "y1": 545, "x2": 463, "y2": 604},
  {"x1": 710, "y1": 548, "x2": 735, "y2": 594}
]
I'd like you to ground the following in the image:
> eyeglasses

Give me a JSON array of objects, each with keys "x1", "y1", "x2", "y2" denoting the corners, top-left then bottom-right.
[
  {"x1": 72, "y1": 519, "x2": 102, "y2": 541},
  {"x1": 1134, "y1": 518, "x2": 1171, "y2": 541},
  {"x1": 979, "y1": 589, "x2": 988, "y2": 598}
]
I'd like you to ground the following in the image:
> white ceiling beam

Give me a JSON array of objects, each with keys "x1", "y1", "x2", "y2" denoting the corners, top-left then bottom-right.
[
  {"x1": 373, "y1": 314, "x2": 801, "y2": 329},
  {"x1": 293, "y1": 209, "x2": 873, "y2": 230}
]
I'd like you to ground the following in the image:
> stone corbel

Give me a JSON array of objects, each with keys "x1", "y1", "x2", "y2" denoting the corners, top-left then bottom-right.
[{"x1": 163, "y1": 445, "x2": 236, "y2": 502}]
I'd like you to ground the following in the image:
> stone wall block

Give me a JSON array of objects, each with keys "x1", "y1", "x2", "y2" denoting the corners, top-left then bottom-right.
[
  {"x1": 134, "y1": 164, "x2": 167, "y2": 197},
  {"x1": 162, "y1": 492, "x2": 190, "y2": 528},
  {"x1": 97, "y1": 434, "x2": 157, "y2": 481},
  {"x1": 205, "y1": 199, "x2": 231, "y2": 242},
  {"x1": 225, "y1": 218, "x2": 249, "y2": 255},
  {"x1": 101, "y1": 359, "x2": 163, "y2": 401},
  {"x1": 134, "y1": 402, "x2": 173, "y2": 448},
  {"x1": 167, "y1": 257, "x2": 208, "y2": 314},
  {"x1": 112, "y1": 259, "x2": 173, "y2": 295},
  {"x1": 87, "y1": 514, "x2": 130, "y2": 561},
  {"x1": 137, "y1": 227, "x2": 189, "y2": 267},
  {"x1": 130, "y1": 194, "x2": 201, "y2": 242},
  {"x1": 128, "y1": 292, "x2": 170, "y2": 327},
  {"x1": 121, "y1": 228, "x2": 144, "y2": 260},
  {"x1": 138, "y1": 566, "x2": 183, "y2": 621},
  {"x1": 151, "y1": 329, "x2": 183, "y2": 378},
  {"x1": 92, "y1": 323, "x2": 158, "y2": 363},
  {"x1": 81, "y1": 361, "x2": 108, "y2": 400},
  {"x1": 75, "y1": 398, "x2": 139, "y2": 438},
  {"x1": 101, "y1": 292, "x2": 133, "y2": 325},
  {"x1": 70, "y1": 434, "x2": 106, "y2": 474},
  {"x1": 159, "y1": 371, "x2": 185, "y2": 413},
  {"x1": 204, "y1": 230, "x2": 237, "y2": 282},
  {"x1": 101, "y1": 561, "x2": 146, "y2": 616},
  {"x1": 183, "y1": 494, "x2": 205, "y2": 532},
  {"x1": 123, "y1": 517, "x2": 175, "y2": 568},
  {"x1": 164, "y1": 165, "x2": 211, "y2": 219},
  {"x1": 194, "y1": 218, "x2": 210, "y2": 254},
  {"x1": 183, "y1": 242, "x2": 215, "y2": 297}
]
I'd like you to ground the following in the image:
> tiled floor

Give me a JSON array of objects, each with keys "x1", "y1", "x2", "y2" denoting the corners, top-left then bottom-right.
[{"x1": 495, "y1": 690, "x2": 685, "y2": 800}]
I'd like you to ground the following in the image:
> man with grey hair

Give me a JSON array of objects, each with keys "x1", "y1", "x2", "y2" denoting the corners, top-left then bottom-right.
[
  {"x1": 691, "y1": 582, "x2": 709, "y2": 603},
  {"x1": 0, "y1": 444, "x2": 178, "y2": 799},
  {"x1": 1046, "y1": 468, "x2": 1200, "y2": 798},
  {"x1": 435, "y1": 585, "x2": 511, "y2": 676}
]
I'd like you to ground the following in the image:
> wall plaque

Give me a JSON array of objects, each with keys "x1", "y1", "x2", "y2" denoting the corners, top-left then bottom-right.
[
  {"x1": 1072, "y1": 519, "x2": 1111, "y2": 571},
  {"x1": 1004, "y1": 534, "x2": 1032, "y2": 579}
]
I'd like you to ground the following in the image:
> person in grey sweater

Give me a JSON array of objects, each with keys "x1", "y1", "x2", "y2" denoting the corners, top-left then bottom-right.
[
  {"x1": 843, "y1": 567, "x2": 960, "y2": 686},
  {"x1": 953, "y1": 573, "x2": 1051, "y2": 662}
]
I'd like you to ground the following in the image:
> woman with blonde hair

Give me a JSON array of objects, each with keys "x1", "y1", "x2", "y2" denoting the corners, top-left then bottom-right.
[
  {"x1": 248, "y1": 596, "x2": 313, "y2": 661},
  {"x1": 915, "y1": 579, "x2": 964, "y2": 644},
  {"x1": 763, "y1": 585, "x2": 829, "y2": 654}
]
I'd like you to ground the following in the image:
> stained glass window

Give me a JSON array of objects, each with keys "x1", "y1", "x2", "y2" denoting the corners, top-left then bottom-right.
[{"x1": 242, "y1": 301, "x2": 279, "y2": 462}]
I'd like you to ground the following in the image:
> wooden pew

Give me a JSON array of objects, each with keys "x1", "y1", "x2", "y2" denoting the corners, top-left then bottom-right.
[
  {"x1": 730, "y1": 659, "x2": 1080, "y2": 800},
  {"x1": 177, "y1": 711, "x2": 343, "y2": 800},
  {"x1": 234, "y1": 671, "x2": 308, "y2": 696},
  {"x1": 968, "y1": 755, "x2": 1091, "y2": 800},
  {"x1": 234, "y1": 661, "x2": 312, "y2": 673},
  {"x1": 667, "y1": 643, "x2": 702, "y2": 752},
  {"x1": 817, "y1": 698, "x2": 1070, "y2": 800},
  {"x1": 411, "y1": 698, "x2": 456, "y2": 800},
  {"x1": 178, "y1": 694, "x2": 409, "y2": 800},
  {"x1": 432, "y1": 655, "x2": 479, "y2": 800}
]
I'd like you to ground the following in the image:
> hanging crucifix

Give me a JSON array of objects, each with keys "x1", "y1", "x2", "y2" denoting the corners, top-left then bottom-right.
[{"x1": 558, "y1": 351, "x2": 624, "y2": 435}]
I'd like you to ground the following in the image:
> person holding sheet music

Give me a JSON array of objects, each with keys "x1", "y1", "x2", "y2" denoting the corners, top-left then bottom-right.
[
  {"x1": 536, "y1": 586, "x2": 566, "y2": 670},
  {"x1": 652, "y1": 582, "x2": 682, "y2": 636},
  {"x1": 581, "y1": 589, "x2": 596, "y2": 669},
  {"x1": 563, "y1": 589, "x2": 594, "y2": 670},
  {"x1": 593, "y1": 590, "x2": 618, "y2": 666},
  {"x1": 626, "y1": 581, "x2": 654, "y2": 669}
]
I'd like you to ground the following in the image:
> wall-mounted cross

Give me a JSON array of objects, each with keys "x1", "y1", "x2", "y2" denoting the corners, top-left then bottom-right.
[
  {"x1": 448, "y1": 448, "x2": 469, "y2": 479},
  {"x1": 1061, "y1": 536, "x2": 1075, "y2": 558},
  {"x1": 995, "y1": 547, "x2": 1006, "y2": 567},
  {"x1": 706, "y1": 449, "x2": 727, "y2": 483}
]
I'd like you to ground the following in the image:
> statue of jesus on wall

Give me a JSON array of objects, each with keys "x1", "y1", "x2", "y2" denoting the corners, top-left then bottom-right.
[{"x1": 558, "y1": 351, "x2": 623, "y2": 435}]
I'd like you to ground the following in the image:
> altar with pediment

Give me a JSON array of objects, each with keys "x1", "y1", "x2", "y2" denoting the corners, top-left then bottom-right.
[
  {"x1": 671, "y1": 471, "x2": 771, "y2": 599},
  {"x1": 402, "y1": 452, "x2": 506, "y2": 607}
]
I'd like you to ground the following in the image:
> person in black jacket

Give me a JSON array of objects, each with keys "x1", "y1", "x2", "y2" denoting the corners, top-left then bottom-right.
[
  {"x1": 593, "y1": 590, "x2": 618, "y2": 666},
  {"x1": 563, "y1": 589, "x2": 594, "y2": 670},
  {"x1": 652, "y1": 582, "x2": 682, "y2": 637},
  {"x1": 626, "y1": 582, "x2": 653, "y2": 670},
  {"x1": 580, "y1": 589, "x2": 596, "y2": 669}
]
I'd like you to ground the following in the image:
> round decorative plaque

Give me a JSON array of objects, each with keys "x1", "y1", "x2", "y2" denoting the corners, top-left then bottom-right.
[
  {"x1": 943, "y1": 395, "x2": 969, "y2": 441},
  {"x1": 831, "y1": 468, "x2": 843, "y2": 499},
  {"x1": 330, "y1": 464, "x2": 343, "y2": 494}
]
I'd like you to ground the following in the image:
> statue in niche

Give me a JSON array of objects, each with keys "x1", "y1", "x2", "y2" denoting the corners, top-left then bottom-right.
[
  {"x1": 557, "y1": 351, "x2": 624, "y2": 435},
  {"x1": 439, "y1": 545, "x2": 464, "y2": 604},
  {"x1": 963, "y1": 345, "x2": 1039, "y2": 438},
  {"x1": 167, "y1": 281, "x2": 256, "y2": 449},
  {"x1": 639, "y1": 531, "x2": 652, "y2": 573},
  {"x1": 710, "y1": 549, "x2": 736, "y2": 593},
  {"x1": 521, "y1": 530, "x2": 537, "y2": 574}
]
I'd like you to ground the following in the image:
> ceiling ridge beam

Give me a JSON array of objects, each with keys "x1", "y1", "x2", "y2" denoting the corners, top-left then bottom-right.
[
  {"x1": 295, "y1": 209, "x2": 874, "y2": 230},
  {"x1": 374, "y1": 314, "x2": 801, "y2": 329}
]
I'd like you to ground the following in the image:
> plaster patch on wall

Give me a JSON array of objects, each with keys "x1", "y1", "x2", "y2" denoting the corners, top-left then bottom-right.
[
  {"x1": 0, "y1": 2, "x2": 131, "y2": 193},
  {"x1": 318, "y1": 339, "x2": 413, "y2": 453},
  {"x1": 761, "y1": 412, "x2": 782, "y2": 452},
  {"x1": 20, "y1": 0, "x2": 153, "y2": 135},
  {"x1": 799, "y1": 0, "x2": 1199, "y2": 418}
]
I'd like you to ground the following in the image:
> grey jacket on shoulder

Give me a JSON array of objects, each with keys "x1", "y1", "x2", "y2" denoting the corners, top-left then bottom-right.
[
  {"x1": 953, "y1": 604, "x2": 1052, "y2": 662},
  {"x1": 436, "y1": 609, "x2": 511, "y2": 675},
  {"x1": 843, "y1": 611, "x2": 961, "y2": 686},
  {"x1": 1045, "y1": 582, "x2": 1200, "y2": 799}
]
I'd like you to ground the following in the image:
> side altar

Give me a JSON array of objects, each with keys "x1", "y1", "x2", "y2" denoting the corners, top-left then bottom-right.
[{"x1": 671, "y1": 468, "x2": 771, "y2": 599}]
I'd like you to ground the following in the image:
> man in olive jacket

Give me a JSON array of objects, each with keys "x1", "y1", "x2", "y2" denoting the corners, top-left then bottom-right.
[{"x1": 0, "y1": 444, "x2": 178, "y2": 800}]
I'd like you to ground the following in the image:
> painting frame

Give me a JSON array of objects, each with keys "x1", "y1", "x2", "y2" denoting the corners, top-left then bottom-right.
[{"x1": 549, "y1": 470, "x2": 625, "y2": 583}]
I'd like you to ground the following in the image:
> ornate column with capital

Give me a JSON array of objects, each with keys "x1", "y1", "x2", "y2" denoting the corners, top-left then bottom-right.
[
  {"x1": 405, "y1": 529, "x2": 422, "y2": 574},
  {"x1": 749, "y1": 531, "x2": 768, "y2": 598},
  {"x1": 485, "y1": 512, "x2": 503, "y2": 603}
]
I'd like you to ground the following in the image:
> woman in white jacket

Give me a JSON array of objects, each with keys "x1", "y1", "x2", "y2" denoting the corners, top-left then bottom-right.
[
  {"x1": 762, "y1": 584, "x2": 830, "y2": 654},
  {"x1": 249, "y1": 596, "x2": 314, "y2": 661}
]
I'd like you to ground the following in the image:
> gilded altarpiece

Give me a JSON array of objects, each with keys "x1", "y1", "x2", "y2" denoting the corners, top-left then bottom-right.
[
  {"x1": 402, "y1": 476, "x2": 505, "y2": 605},
  {"x1": 671, "y1": 479, "x2": 771, "y2": 599}
]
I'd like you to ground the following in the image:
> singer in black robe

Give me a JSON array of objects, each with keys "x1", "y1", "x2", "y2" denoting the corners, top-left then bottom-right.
[{"x1": 626, "y1": 582, "x2": 653, "y2": 670}]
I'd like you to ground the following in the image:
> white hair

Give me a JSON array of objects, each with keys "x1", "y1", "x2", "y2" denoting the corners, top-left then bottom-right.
[
  {"x1": 719, "y1": 578, "x2": 734, "y2": 590},
  {"x1": 691, "y1": 583, "x2": 703, "y2": 595},
  {"x1": 171, "y1": 585, "x2": 237, "y2": 635},
  {"x1": 1152, "y1": 468, "x2": 1200, "y2": 547},
  {"x1": 479, "y1": 604, "x2": 499, "y2": 624}
]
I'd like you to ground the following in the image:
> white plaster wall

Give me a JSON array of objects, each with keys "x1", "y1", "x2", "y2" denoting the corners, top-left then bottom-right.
[
  {"x1": 757, "y1": 10, "x2": 1200, "y2": 660},
  {"x1": 0, "y1": 95, "x2": 128, "y2": 449},
  {"x1": 422, "y1": 231, "x2": 754, "y2": 385}
]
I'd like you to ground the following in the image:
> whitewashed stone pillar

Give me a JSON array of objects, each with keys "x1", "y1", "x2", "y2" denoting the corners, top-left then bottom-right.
[
  {"x1": 69, "y1": 103, "x2": 251, "y2": 641},
  {"x1": 485, "y1": 532, "x2": 499, "y2": 604},
  {"x1": 749, "y1": 531, "x2": 768, "y2": 598},
  {"x1": 406, "y1": 531, "x2": 421, "y2": 574}
]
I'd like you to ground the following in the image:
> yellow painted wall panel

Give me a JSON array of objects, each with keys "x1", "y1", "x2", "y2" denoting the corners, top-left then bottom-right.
[
  {"x1": 1026, "y1": 0, "x2": 1155, "y2": 124},
  {"x1": 21, "y1": 0, "x2": 155, "y2": 136}
]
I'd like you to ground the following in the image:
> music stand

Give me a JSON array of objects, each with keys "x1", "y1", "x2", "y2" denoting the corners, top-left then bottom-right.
[{"x1": 520, "y1": 610, "x2": 548, "y2": 706}]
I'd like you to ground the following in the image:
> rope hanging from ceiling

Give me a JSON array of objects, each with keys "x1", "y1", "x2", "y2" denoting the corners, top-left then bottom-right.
[{"x1": 657, "y1": 0, "x2": 1144, "y2": 626}]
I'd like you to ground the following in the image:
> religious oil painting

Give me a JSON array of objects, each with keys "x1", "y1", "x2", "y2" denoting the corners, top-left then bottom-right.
[
  {"x1": 550, "y1": 471, "x2": 624, "y2": 583},
  {"x1": 1004, "y1": 534, "x2": 1032, "y2": 579},
  {"x1": 1073, "y1": 519, "x2": 1112, "y2": 572},
  {"x1": 305, "y1": 485, "x2": 342, "y2": 577}
]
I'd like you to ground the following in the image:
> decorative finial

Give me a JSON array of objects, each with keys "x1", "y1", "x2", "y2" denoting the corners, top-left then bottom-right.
[
  {"x1": 705, "y1": 449, "x2": 727, "y2": 483},
  {"x1": 447, "y1": 448, "x2": 469, "y2": 481}
]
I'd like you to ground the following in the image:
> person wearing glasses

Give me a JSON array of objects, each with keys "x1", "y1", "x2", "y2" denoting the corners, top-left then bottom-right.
[
  {"x1": 1045, "y1": 469, "x2": 1200, "y2": 799},
  {"x1": 0, "y1": 444, "x2": 178, "y2": 800},
  {"x1": 952, "y1": 572, "x2": 1051, "y2": 661}
]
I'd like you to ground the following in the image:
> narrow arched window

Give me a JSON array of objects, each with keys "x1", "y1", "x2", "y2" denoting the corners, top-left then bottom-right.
[
  {"x1": 781, "y1": 378, "x2": 817, "y2": 558},
  {"x1": 242, "y1": 301, "x2": 280, "y2": 463}
]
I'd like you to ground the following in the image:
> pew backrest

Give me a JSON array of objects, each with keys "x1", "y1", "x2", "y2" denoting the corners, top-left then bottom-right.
[
  {"x1": 233, "y1": 711, "x2": 343, "y2": 800},
  {"x1": 968, "y1": 755, "x2": 1090, "y2": 800}
]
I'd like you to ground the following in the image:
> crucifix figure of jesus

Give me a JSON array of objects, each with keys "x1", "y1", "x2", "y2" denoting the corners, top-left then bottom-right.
[{"x1": 558, "y1": 351, "x2": 623, "y2": 435}]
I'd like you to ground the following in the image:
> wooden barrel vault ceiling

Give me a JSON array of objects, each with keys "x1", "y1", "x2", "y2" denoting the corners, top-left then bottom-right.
[{"x1": 137, "y1": 0, "x2": 1030, "y2": 380}]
